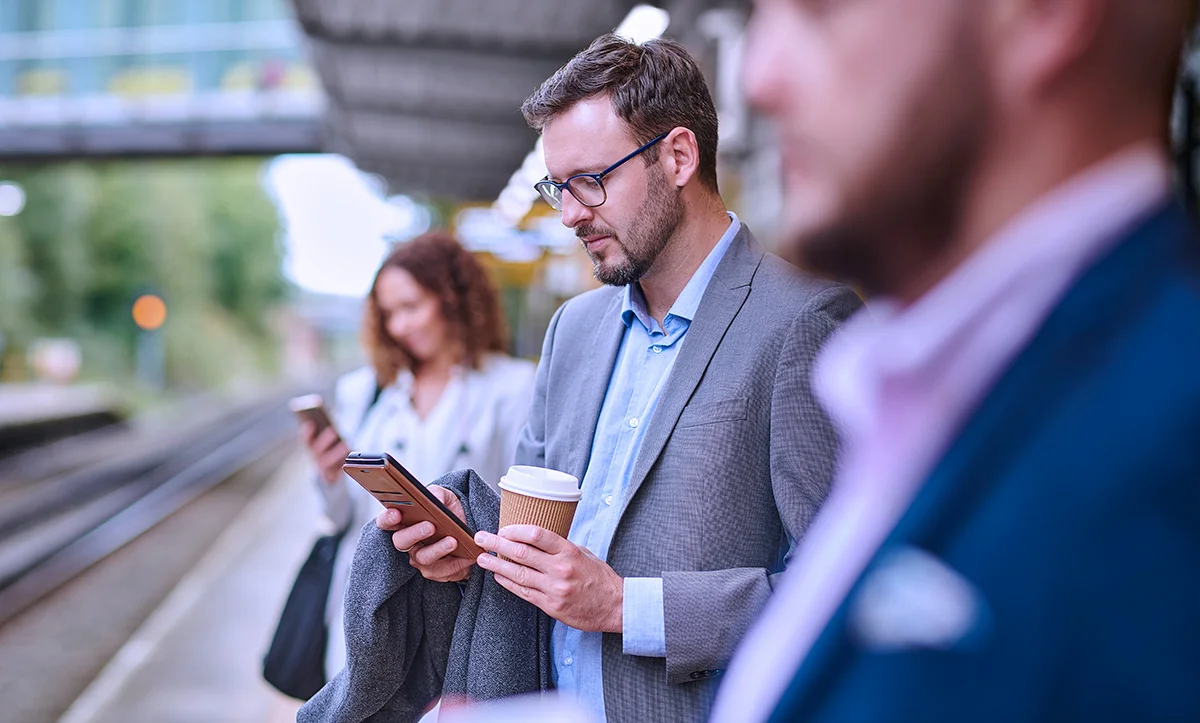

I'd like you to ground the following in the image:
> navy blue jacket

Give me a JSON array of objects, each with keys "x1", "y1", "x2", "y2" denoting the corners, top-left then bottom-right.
[{"x1": 769, "y1": 201, "x2": 1200, "y2": 722}]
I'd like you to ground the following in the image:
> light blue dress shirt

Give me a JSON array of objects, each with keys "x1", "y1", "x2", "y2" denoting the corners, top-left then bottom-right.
[{"x1": 551, "y1": 213, "x2": 741, "y2": 717}]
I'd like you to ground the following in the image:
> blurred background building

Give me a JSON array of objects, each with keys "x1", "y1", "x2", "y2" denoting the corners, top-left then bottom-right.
[
  {"x1": 0, "y1": 0, "x2": 791, "y2": 395},
  {"x1": 0, "y1": 0, "x2": 322, "y2": 157}
]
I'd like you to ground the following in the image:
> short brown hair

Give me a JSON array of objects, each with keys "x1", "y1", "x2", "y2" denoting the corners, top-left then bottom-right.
[
  {"x1": 522, "y1": 34, "x2": 720, "y2": 192},
  {"x1": 362, "y1": 231, "x2": 508, "y2": 385}
]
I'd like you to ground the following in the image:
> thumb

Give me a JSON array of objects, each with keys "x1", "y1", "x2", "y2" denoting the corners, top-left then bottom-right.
[{"x1": 431, "y1": 485, "x2": 461, "y2": 508}]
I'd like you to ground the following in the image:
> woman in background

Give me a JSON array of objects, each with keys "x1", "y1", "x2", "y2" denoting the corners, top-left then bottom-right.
[{"x1": 299, "y1": 230, "x2": 535, "y2": 679}]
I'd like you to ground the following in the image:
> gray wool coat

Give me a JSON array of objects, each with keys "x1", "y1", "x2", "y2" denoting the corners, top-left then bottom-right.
[{"x1": 298, "y1": 468, "x2": 550, "y2": 723}]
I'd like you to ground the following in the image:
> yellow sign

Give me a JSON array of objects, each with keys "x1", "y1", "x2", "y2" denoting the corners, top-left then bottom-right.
[
  {"x1": 17, "y1": 69, "x2": 66, "y2": 96},
  {"x1": 132, "y1": 295, "x2": 168, "y2": 331},
  {"x1": 109, "y1": 68, "x2": 192, "y2": 96}
]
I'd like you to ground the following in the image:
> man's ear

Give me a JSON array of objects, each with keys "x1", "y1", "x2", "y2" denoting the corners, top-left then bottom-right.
[
  {"x1": 988, "y1": 0, "x2": 1105, "y2": 98},
  {"x1": 661, "y1": 127, "x2": 700, "y2": 188}
]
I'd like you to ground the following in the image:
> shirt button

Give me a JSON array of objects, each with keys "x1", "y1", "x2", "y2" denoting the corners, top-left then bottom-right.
[
  {"x1": 564, "y1": 656, "x2": 574, "y2": 666},
  {"x1": 604, "y1": 495, "x2": 614, "y2": 506},
  {"x1": 629, "y1": 417, "x2": 639, "y2": 428},
  {"x1": 651, "y1": 345, "x2": 663, "y2": 354}
]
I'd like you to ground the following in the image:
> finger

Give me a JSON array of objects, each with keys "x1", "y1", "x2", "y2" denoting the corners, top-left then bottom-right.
[
  {"x1": 430, "y1": 557, "x2": 475, "y2": 583},
  {"x1": 298, "y1": 421, "x2": 316, "y2": 445},
  {"x1": 391, "y1": 521, "x2": 436, "y2": 552},
  {"x1": 474, "y1": 531, "x2": 556, "y2": 572},
  {"x1": 491, "y1": 524, "x2": 570, "y2": 555},
  {"x1": 428, "y1": 486, "x2": 465, "y2": 519},
  {"x1": 476, "y1": 550, "x2": 548, "y2": 592},
  {"x1": 411, "y1": 535, "x2": 459, "y2": 567},
  {"x1": 491, "y1": 571, "x2": 549, "y2": 609},
  {"x1": 317, "y1": 448, "x2": 345, "y2": 471},
  {"x1": 313, "y1": 428, "x2": 343, "y2": 456},
  {"x1": 376, "y1": 506, "x2": 405, "y2": 530},
  {"x1": 318, "y1": 444, "x2": 349, "y2": 471},
  {"x1": 315, "y1": 425, "x2": 340, "y2": 447}
]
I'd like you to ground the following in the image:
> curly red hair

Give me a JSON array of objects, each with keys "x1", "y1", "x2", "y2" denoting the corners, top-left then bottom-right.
[{"x1": 362, "y1": 231, "x2": 508, "y2": 386}]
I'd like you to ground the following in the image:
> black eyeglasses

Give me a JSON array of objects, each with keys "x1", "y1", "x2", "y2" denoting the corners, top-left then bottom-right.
[{"x1": 534, "y1": 132, "x2": 670, "y2": 211}]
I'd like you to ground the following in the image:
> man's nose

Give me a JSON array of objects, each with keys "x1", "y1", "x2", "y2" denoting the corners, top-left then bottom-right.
[{"x1": 559, "y1": 189, "x2": 594, "y2": 229}]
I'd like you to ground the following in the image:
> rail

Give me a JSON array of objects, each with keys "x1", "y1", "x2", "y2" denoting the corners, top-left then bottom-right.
[{"x1": 0, "y1": 389, "x2": 307, "y2": 626}]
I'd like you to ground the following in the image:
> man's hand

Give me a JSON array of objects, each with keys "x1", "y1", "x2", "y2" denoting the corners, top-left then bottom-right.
[
  {"x1": 474, "y1": 526, "x2": 623, "y2": 633},
  {"x1": 299, "y1": 421, "x2": 350, "y2": 484},
  {"x1": 376, "y1": 485, "x2": 474, "y2": 583}
]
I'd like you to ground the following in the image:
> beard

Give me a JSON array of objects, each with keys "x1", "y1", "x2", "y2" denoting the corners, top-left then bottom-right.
[
  {"x1": 578, "y1": 167, "x2": 684, "y2": 287},
  {"x1": 783, "y1": 38, "x2": 991, "y2": 298}
]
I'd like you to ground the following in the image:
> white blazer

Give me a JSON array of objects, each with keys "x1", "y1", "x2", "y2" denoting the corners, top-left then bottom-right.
[{"x1": 315, "y1": 352, "x2": 536, "y2": 677}]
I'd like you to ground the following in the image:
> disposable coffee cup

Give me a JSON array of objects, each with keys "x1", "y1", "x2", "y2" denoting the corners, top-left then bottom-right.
[{"x1": 497, "y1": 466, "x2": 582, "y2": 546}]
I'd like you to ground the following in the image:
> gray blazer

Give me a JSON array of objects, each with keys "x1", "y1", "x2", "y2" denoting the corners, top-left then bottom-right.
[{"x1": 516, "y1": 225, "x2": 861, "y2": 721}]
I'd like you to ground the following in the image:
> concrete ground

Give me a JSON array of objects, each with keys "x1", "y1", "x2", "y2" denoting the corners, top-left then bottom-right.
[{"x1": 57, "y1": 454, "x2": 321, "y2": 723}]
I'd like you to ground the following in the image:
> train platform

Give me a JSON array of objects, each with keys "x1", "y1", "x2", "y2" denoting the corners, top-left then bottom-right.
[
  {"x1": 57, "y1": 452, "x2": 322, "y2": 723},
  {"x1": 0, "y1": 383, "x2": 123, "y2": 453}
]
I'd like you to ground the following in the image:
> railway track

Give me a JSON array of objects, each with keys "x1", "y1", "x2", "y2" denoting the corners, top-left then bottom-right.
[{"x1": 0, "y1": 388, "x2": 307, "y2": 626}]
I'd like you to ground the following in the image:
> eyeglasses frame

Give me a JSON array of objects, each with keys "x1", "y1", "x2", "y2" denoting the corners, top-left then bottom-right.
[{"x1": 534, "y1": 131, "x2": 671, "y2": 211}]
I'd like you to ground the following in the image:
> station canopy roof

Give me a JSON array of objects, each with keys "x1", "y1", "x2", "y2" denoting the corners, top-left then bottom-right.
[{"x1": 291, "y1": 0, "x2": 644, "y2": 201}]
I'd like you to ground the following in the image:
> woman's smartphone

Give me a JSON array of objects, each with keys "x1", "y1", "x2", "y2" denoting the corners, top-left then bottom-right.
[
  {"x1": 289, "y1": 394, "x2": 341, "y2": 442},
  {"x1": 342, "y1": 452, "x2": 483, "y2": 560}
]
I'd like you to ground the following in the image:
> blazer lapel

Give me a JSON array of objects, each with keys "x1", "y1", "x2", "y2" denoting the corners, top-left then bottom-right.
[
  {"x1": 619, "y1": 227, "x2": 763, "y2": 514},
  {"x1": 773, "y1": 200, "x2": 1187, "y2": 721},
  {"x1": 564, "y1": 292, "x2": 627, "y2": 484},
  {"x1": 887, "y1": 200, "x2": 1184, "y2": 552}
]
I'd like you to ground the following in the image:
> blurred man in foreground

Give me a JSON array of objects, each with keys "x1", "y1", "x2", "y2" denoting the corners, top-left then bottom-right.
[{"x1": 712, "y1": 0, "x2": 1200, "y2": 721}]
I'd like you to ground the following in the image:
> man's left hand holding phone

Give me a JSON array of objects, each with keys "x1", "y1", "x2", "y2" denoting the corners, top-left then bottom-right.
[{"x1": 376, "y1": 489, "x2": 476, "y2": 583}]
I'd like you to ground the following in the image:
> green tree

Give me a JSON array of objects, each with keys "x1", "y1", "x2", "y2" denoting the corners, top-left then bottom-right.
[{"x1": 0, "y1": 158, "x2": 287, "y2": 391}]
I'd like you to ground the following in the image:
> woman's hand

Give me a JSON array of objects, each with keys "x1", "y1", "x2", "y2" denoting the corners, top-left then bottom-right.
[{"x1": 299, "y1": 421, "x2": 351, "y2": 484}]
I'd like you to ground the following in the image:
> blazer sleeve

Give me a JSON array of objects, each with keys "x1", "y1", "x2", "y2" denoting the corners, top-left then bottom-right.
[
  {"x1": 661, "y1": 285, "x2": 861, "y2": 684},
  {"x1": 768, "y1": 286, "x2": 861, "y2": 561},
  {"x1": 513, "y1": 302, "x2": 566, "y2": 468}
]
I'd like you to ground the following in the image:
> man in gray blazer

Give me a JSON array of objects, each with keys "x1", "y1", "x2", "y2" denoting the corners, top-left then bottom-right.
[{"x1": 381, "y1": 34, "x2": 860, "y2": 722}]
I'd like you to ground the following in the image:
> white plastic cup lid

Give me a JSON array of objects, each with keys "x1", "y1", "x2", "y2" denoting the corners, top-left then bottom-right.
[{"x1": 499, "y1": 465, "x2": 581, "y2": 502}]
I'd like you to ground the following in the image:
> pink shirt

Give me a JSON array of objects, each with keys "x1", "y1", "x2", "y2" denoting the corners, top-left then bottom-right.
[{"x1": 710, "y1": 143, "x2": 1171, "y2": 723}]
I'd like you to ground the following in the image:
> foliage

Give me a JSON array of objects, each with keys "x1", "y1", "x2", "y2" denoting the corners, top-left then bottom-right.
[{"x1": 0, "y1": 159, "x2": 286, "y2": 390}]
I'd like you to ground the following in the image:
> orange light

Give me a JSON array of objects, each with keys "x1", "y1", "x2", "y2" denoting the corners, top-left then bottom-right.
[{"x1": 132, "y1": 294, "x2": 167, "y2": 331}]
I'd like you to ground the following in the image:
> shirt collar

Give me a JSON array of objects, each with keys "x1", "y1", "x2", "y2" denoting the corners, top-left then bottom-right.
[{"x1": 622, "y1": 212, "x2": 741, "y2": 332}]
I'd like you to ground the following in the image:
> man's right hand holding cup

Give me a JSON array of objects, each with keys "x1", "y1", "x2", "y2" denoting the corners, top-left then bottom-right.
[
  {"x1": 376, "y1": 485, "x2": 475, "y2": 583},
  {"x1": 378, "y1": 466, "x2": 580, "y2": 584}
]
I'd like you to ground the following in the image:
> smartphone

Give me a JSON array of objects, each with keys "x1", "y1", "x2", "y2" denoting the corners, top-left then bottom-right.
[
  {"x1": 289, "y1": 394, "x2": 341, "y2": 442},
  {"x1": 342, "y1": 452, "x2": 483, "y2": 560}
]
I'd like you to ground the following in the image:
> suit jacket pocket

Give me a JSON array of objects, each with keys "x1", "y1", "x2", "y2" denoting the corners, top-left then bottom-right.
[{"x1": 676, "y1": 398, "x2": 749, "y2": 429}]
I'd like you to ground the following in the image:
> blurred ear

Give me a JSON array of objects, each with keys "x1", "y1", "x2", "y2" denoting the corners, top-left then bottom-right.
[
  {"x1": 660, "y1": 127, "x2": 700, "y2": 188},
  {"x1": 988, "y1": 0, "x2": 1105, "y2": 96}
]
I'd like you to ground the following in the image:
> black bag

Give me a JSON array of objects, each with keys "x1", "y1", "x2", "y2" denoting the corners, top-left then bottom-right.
[{"x1": 262, "y1": 529, "x2": 345, "y2": 700}]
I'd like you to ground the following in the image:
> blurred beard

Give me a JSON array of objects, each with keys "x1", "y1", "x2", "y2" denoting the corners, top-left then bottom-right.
[
  {"x1": 783, "y1": 33, "x2": 990, "y2": 299},
  {"x1": 580, "y1": 168, "x2": 683, "y2": 287}
]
